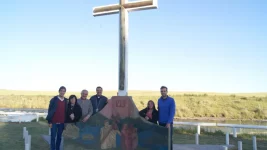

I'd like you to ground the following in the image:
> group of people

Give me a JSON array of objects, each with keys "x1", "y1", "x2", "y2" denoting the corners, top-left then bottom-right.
[
  {"x1": 139, "y1": 86, "x2": 176, "y2": 150},
  {"x1": 46, "y1": 86, "x2": 108, "y2": 150},
  {"x1": 46, "y1": 86, "x2": 176, "y2": 150}
]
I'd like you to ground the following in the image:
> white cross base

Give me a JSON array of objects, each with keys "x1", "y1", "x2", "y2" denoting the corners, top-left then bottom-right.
[{"x1": 118, "y1": 90, "x2": 127, "y2": 96}]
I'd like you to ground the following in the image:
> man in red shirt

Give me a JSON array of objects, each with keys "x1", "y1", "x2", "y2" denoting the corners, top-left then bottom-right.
[{"x1": 46, "y1": 86, "x2": 68, "y2": 150}]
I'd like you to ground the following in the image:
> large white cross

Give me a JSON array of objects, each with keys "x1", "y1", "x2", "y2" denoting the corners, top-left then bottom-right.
[{"x1": 93, "y1": 0, "x2": 158, "y2": 96}]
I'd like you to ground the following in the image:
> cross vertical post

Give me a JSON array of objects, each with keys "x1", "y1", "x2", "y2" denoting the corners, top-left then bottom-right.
[
  {"x1": 92, "y1": 0, "x2": 158, "y2": 96},
  {"x1": 118, "y1": 0, "x2": 128, "y2": 96}
]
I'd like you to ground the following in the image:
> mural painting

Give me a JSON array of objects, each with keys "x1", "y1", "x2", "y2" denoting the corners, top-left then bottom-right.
[{"x1": 61, "y1": 96, "x2": 168, "y2": 150}]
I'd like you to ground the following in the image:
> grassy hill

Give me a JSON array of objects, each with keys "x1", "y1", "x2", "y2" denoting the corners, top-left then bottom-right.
[{"x1": 0, "y1": 90, "x2": 267, "y2": 120}]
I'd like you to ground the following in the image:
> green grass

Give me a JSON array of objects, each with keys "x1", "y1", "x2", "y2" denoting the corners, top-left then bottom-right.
[
  {"x1": 31, "y1": 117, "x2": 46, "y2": 122},
  {"x1": 173, "y1": 128, "x2": 267, "y2": 150},
  {"x1": 0, "y1": 122, "x2": 266, "y2": 150},
  {"x1": 0, "y1": 122, "x2": 48, "y2": 150},
  {"x1": 1, "y1": 90, "x2": 267, "y2": 120}
]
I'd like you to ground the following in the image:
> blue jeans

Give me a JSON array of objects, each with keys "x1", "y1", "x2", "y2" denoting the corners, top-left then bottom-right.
[
  {"x1": 159, "y1": 123, "x2": 173, "y2": 150},
  {"x1": 50, "y1": 123, "x2": 64, "y2": 150}
]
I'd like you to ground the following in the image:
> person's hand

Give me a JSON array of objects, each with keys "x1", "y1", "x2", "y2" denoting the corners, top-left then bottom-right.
[
  {"x1": 70, "y1": 113, "x2": 75, "y2": 120},
  {"x1": 145, "y1": 116, "x2": 149, "y2": 120},
  {"x1": 166, "y1": 123, "x2": 170, "y2": 128},
  {"x1": 82, "y1": 115, "x2": 90, "y2": 122},
  {"x1": 49, "y1": 123, "x2": 52, "y2": 128}
]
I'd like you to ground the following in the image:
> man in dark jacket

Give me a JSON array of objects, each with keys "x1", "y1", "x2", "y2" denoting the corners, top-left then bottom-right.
[
  {"x1": 46, "y1": 86, "x2": 68, "y2": 150},
  {"x1": 89, "y1": 86, "x2": 108, "y2": 115}
]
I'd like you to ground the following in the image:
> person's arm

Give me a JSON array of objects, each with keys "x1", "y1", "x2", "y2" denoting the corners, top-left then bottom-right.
[
  {"x1": 82, "y1": 98, "x2": 93, "y2": 122},
  {"x1": 103, "y1": 97, "x2": 108, "y2": 107},
  {"x1": 65, "y1": 106, "x2": 70, "y2": 121},
  {"x1": 150, "y1": 111, "x2": 159, "y2": 123},
  {"x1": 139, "y1": 109, "x2": 146, "y2": 118},
  {"x1": 157, "y1": 100, "x2": 160, "y2": 114},
  {"x1": 46, "y1": 98, "x2": 54, "y2": 124},
  {"x1": 74, "y1": 105, "x2": 82, "y2": 122},
  {"x1": 87, "y1": 100, "x2": 93, "y2": 117},
  {"x1": 65, "y1": 99, "x2": 69, "y2": 121},
  {"x1": 167, "y1": 99, "x2": 176, "y2": 123}
]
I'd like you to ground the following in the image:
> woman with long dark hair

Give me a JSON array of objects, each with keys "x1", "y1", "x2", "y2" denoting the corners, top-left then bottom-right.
[
  {"x1": 139, "y1": 100, "x2": 158, "y2": 124},
  {"x1": 65, "y1": 95, "x2": 82, "y2": 123}
]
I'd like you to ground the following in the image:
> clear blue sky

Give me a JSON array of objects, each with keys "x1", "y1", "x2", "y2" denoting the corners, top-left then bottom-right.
[{"x1": 0, "y1": 0, "x2": 267, "y2": 93}]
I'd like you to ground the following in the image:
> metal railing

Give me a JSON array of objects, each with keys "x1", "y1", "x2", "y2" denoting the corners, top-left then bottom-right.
[
  {"x1": 173, "y1": 121, "x2": 265, "y2": 150},
  {"x1": 174, "y1": 121, "x2": 267, "y2": 135},
  {"x1": 0, "y1": 112, "x2": 47, "y2": 122}
]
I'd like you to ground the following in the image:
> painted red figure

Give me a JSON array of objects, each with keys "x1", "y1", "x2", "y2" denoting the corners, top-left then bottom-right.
[
  {"x1": 121, "y1": 124, "x2": 128, "y2": 150},
  {"x1": 121, "y1": 124, "x2": 138, "y2": 150}
]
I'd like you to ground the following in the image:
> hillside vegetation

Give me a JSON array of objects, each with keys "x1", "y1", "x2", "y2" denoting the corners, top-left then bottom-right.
[{"x1": 0, "y1": 90, "x2": 267, "y2": 120}]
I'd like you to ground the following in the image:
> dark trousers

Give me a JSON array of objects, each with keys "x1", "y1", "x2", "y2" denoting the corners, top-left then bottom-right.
[
  {"x1": 159, "y1": 123, "x2": 173, "y2": 150},
  {"x1": 50, "y1": 123, "x2": 64, "y2": 150}
]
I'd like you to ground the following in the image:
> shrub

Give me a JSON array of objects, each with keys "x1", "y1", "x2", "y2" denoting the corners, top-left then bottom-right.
[
  {"x1": 256, "y1": 98, "x2": 263, "y2": 101},
  {"x1": 240, "y1": 97, "x2": 248, "y2": 100},
  {"x1": 253, "y1": 108, "x2": 267, "y2": 119},
  {"x1": 230, "y1": 94, "x2": 236, "y2": 97}
]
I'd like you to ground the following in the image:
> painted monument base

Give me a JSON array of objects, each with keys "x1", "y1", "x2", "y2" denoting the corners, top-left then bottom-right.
[{"x1": 43, "y1": 96, "x2": 169, "y2": 150}]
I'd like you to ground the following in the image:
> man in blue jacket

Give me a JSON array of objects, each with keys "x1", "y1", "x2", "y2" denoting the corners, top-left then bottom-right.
[
  {"x1": 158, "y1": 86, "x2": 176, "y2": 150},
  {"x1": 46, "y1": 86, "x2": 68, "y2": 150}
]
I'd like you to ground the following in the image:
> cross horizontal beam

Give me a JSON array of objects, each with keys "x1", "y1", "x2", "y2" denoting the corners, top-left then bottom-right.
[{"x1": 93, "y1": 0, "x2": 157, "y2": 16}]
